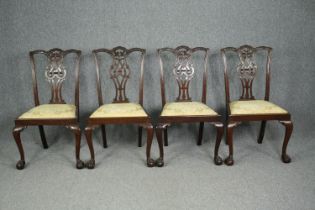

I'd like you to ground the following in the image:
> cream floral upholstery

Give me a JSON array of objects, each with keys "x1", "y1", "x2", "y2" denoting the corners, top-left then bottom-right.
[
  {"x1": 90, "y1": 103, "x2": 147, "y2": 118},
  {"x1": 161, "y1": 101, "x2": 218, "y2": 117},
  {"x1": 18, "y1": 104, "x2": 76, "y2": 119},
  {"x1": 230, "y1": 100, "x2": 288, "y2": 115}
]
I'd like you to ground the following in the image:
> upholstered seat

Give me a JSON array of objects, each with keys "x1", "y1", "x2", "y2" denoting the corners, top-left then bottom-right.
[
  {"x1": 18, "y1": 104, "x2": 76, "y2": 119},
  {"x1": 230, "y1": 100, "x2": 288, "y2": 115},
  {"x1": 161, "y1": 101, "x2": 218, "y2": 117},
  {"x1": 90, "y1": 103, "x2": 148, "y2": 118}
]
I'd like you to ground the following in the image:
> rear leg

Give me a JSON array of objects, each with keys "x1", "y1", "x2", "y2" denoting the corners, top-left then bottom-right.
[
  {"x1": 101, "y1": 125, "x2": 107, "y2": 148},
  {"x1": 38, "y1": 125, "x2": 48, "y2": 149},
  {"x1": 164, "y1": 126, "x2": 168, "y2": 146},
  {"x1": 257, "y1": 121, "x2": 266, "y2": 144},
  {"x1": 138, "y1": 126, "x2": 143, "y2": 147},
  {"x1": 197, "y1": 122, "x2": 204, "y2": 145}
]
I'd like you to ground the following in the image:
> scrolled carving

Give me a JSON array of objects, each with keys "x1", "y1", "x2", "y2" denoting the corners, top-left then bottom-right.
[
  {"x1": 173, "y1": 46, "x2": 195, "y2": 101},
  {"x1": 109, "y1": 46, "x2": 130, "y2": 103},
  {"x1": 236, "y1": 45, "x2": 257, "y2": 100},
  {"x1": 93, "y1": 46, "x2": 145, "y2": 105},
  {"x1": 158, "y1": 46, "x2": 209, "y2": 105},
  {"x1": 45, "y1": 49, "x2": 67, "y2": 103}
]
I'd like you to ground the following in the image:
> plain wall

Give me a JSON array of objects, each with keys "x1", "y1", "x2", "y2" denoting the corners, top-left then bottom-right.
[{"x1": 1, "y1": 0, "x2": 314, "y2": 143}]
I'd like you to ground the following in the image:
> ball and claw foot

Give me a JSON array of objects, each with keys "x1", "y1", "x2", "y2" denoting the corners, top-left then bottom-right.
[
  {"x1": 16, "y1": 160, "x2": 25, "y2": 170},
  {"x1": 155, "y1": 158, "x2": 164, "y2": 167},
  {"x1": 85, "y1": 159, "x2": 95, "y2": 169},
  {"x1": 224, "y1": 155, "x2": 234, "y2": 166},
  {"x1": 281, "y1": 154, "x2": 291, "y2": 163},
  {"x1": 147, "y1": 158, "x2": 155, "y2": 167},
  {"x1": 214, "y1": 155, "x2": 223, "y2": 166},
  {"x1": 76, "y1": 160, "x2": 84, "y2": 169}
]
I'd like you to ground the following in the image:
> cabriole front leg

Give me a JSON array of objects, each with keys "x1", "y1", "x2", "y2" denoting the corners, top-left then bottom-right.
[
  {"x1": 84, "y1": 126, "x2": 96, "y2": 169},
  {"x1": 213, "y1": 122, "x2": 224, "y2": 165},
  {"x1": 155, "y1": 123, "x2": 165, "y2": 167},
  {"x1": 144, "y1": 124, "x2": 154, "y2": 167},
  {"x1": 12, "y1": 126, "x2": 26, "y2": 170},
  {"x1": 67, "y1": 125, "x2": 84, "y2": 169},
  {"x1": 224, "y1": 122, "x2": 238, "y2": 166},
  {"x1": 279, "y1": 120, "x2": 293, "y2": 163}
]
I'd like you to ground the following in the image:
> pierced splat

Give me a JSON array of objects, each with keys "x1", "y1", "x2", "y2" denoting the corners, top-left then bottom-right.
[
  {"x1": 158, "y1": 46, "x2": 209, "y2": 105},
  {"x1": 109, "y1": 47, "x2": 130, "y2": 103},
  {"x1": 236, "y1": 45, "x2": 257, "y2": 100},
  {"x1": 45, "y1": 49, "x2": 67, "y2": 104},
  {"x1": 93, "y1": 47, "x2": 145, "y2": 106},
  {"x1": 173, "y1": 46, "x2": 195, "y2": 101}
]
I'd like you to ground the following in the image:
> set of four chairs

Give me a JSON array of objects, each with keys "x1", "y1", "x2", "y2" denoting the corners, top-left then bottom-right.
[{"x1": 12, "y1": 45, "x2": 293, "y2": 170}]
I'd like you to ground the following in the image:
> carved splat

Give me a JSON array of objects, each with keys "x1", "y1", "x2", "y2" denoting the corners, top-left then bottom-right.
[
  {"x1": 45, "y1": 49, "x2": 67, "y2": 103},
  {"x1": 236, "y1": 45, "x2": 257, "y2": 100},
  {"x1": 109, "y1": 47, "x2": 131, "y2": 103},
  {"x1": 158, "y1": 46, "x2": 209, "y2": 105},
  {"x1": 173, "y1": 46, "x2": 195, "y2": 101},
  {"x1": 93, "y1": 47, "x2": 145, "y2": 105}
]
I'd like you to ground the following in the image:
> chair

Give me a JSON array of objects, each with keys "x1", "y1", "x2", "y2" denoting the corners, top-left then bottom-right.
[
  {"x1": 12, "y1": 48, "x2": 83, "y2": 169},
  {"x1": 221, "y1": 45, "x2": 293, "y2": 166},
  {"x1": 155, "y1": 46, "x2": 224, "y2": 167},
  {"x1": 84, "y1": 46, "x2": 155, "y2": 169}
]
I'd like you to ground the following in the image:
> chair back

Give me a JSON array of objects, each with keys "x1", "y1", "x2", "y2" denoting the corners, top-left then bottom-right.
[
  {"x1": 93, "y1": 46, "x2": 146, "y2": 105},
  {"x1": 221, "y1": 45, "x2": 272, "y2": 104},
  {"x1": 157, "y1": 46, "x2": 209, "y2": 106},
  {"x1": 29, "y1": 48, "x2": 81, "y2": 109}
]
